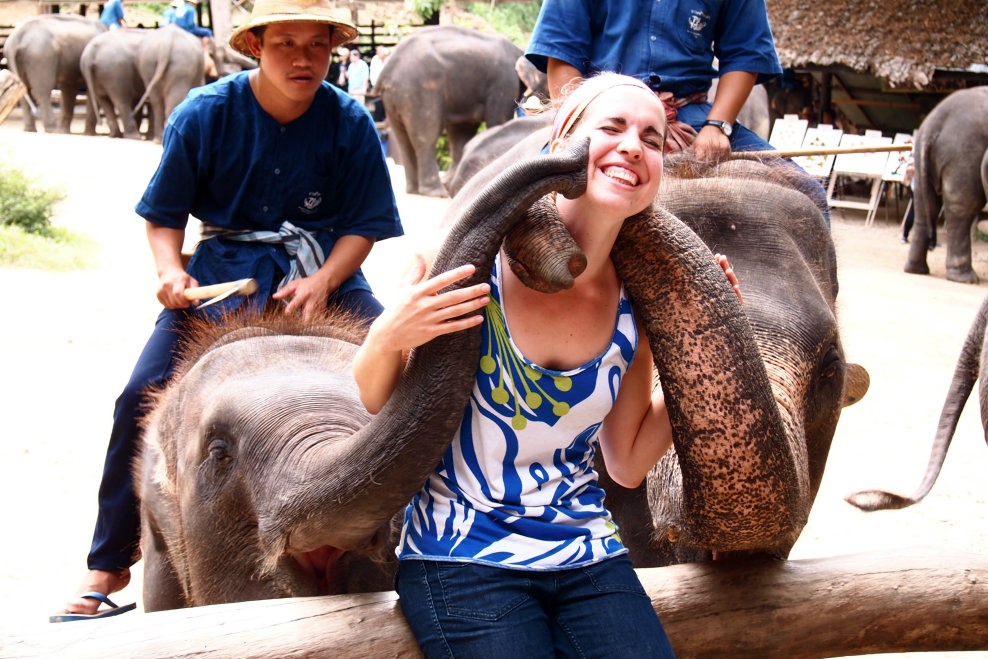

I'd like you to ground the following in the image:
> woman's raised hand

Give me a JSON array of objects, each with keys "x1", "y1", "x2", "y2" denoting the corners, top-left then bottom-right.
[{"x1": 367, "y1": 256, "x2": 491, "y2": 355}]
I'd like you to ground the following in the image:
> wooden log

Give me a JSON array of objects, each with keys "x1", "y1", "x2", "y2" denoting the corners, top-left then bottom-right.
[
  {"x1": 0, "y1": 69, "x2": 27, "y2": 126},
  {"x1": 2, "y1": 548, "x2": 984, "y2": 659}
]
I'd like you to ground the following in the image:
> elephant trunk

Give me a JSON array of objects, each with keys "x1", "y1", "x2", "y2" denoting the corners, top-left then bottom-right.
[
  {"x1": 276, "y1": 140, "x2": 590, "y2": 554},
  {"x1": 611, "y1": 207, "x2": 805, "y2": 552}
]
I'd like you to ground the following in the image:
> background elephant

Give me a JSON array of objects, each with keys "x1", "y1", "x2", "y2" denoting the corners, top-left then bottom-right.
[
  {"x1": 2, "y1": 14, "x2": 105, "y2": 134},
  {"x1": 515, "y1": 54, "x2": 549, "y2": 103},
  {"x1": 133, "y1": 24, "x2": 204, "y2": 143},
  {"x1": 847, "y1": 291, "x2": 988, "y2": 512},
  {"x1": 904, "y1": 86, "x2": 988, "y2": 283},
  {"x1": 375, "y1": 25, "x2": 526, "y2": 197},
  {"x1": 446, "y1": 113, "x2": 552, "y2": 197},
  {"x1": 80, "y1": 28, "x2": 147, "y2": 139}
]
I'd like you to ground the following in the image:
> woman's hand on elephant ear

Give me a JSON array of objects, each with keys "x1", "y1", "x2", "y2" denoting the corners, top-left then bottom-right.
[
  {"x1": 369, "y1": 263, "x2": 490, "y2": 355},
  {"x1": 715, "y1": 253, "x2": 744, "y2": 304}
]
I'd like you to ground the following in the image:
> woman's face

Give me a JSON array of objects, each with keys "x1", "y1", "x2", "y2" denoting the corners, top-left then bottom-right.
[{"x1": 564, "y1": 86, "x2": 667, "y2": 217}]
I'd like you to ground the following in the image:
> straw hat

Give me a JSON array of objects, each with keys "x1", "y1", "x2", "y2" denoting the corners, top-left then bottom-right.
[{"x1": 229, "y1": 0, "x2": 358, "y2": 57}]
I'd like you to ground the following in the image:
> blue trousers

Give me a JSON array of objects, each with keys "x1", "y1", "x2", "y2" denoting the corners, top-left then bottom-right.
[
  {"x1": 677, "y1": 102, "x2": 831, "y2": 227},
  {"x1": 87, "y1": 289, "x2": 384, "y2": 572},
  {"x1": 396, "y1": 555, "x2": 676, "y2": 659}
]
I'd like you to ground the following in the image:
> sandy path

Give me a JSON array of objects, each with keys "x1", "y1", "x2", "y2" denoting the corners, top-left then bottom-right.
[{"x1": 0, "y1": 123, "x2": 985, "y2": 658}]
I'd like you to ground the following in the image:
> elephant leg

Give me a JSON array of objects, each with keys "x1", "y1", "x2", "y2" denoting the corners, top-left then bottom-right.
[
  {"x1": 414, "y1": 130, "x2": 447, "y2": 197},
  {"x1": 18, "y1": 95, "x2": 37, "y2": 132},
  {"x1": 150, "y1": 95, "x2": 166, "y2": 144},
  {"x1": 29, "y1": 70, "x2": 58, "y2": 133},
  {"x1": 442, "y1": 121, "x2": 480, "y2": 191},
  {"x1": 391, "y1": 120, "x2": 418, "y2": 194},
  {"x1": 57, "y1": 78, "x2": 82, "y2": 134},
  {"x1": 905, "y1": 183, "x2": 936, "y2": 275},
  {"x1": 943, "y1": 205, "x2": 979, "y2": 284},
  {"x1": 942, "y1": 170, "x2": 984, "y2": 283},
  {"x1": 119, "y1": 96, "x2": 141, "y2": 140}
]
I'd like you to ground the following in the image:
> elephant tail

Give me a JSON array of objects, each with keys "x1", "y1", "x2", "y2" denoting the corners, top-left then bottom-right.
[
  {"x1": 846, "y1": 292, "x2": 988, "y2": 511},
  {"x1": 132, "y1": 38, "x2": 170, "y2": 118},
  {"x1": 5, "y1": 39, "x2": 41, "y2": 117},
  {"x1": 79, "y1": 51, "x2": 99, "y2": 129}
]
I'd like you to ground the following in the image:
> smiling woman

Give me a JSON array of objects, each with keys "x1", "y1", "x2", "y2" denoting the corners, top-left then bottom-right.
[{"x1": 349, "y1": 73, "x2": 740, "y2": 659}]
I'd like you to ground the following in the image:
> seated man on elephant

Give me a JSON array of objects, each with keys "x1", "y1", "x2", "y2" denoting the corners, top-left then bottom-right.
[
  {"x1": 56, "y1": 0, "x2": 402, "y2": 621},
  {"x1": 525, "y1": 0, "x2": 831, "y2": 225}
]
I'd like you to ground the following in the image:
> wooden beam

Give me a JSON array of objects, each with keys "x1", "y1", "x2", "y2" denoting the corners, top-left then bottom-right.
[{"x1": 2, "y1": 549, "x2": 984, "y2": 659}]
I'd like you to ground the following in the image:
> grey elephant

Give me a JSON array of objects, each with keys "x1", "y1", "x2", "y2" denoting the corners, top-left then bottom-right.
[
  {"x1": 846, "y1": 292, "x2": 988, "y2": 512},
  {"x1": 446, "y1": 113, "x2": 552, "y2": 197},
  {"x1": 2, "y1": 14, "x2": 105, "y2": 134},
  {"x1": 375, "y1": 25, "x2": 525, "y2": 197},
  {"x1": 904, "y1": 86, "x2": 988, "y2": 284},
  {"x1": 80, "y1": 28, "x2": 147, "y2": 139},
  {"x1": 137, "y1": 138, "x2": 868, "y2": 610},
  {"x1": 133, "y1": 24, "x2": 205, "y2": 144}
]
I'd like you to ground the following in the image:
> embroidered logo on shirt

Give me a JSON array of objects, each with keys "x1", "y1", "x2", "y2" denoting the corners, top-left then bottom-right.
[
  {"x1": 299, "y1": 191, "x2": 322, "y2": 214},
  {"x1": 687, "y1": 10, "x2": 709, "y2": 38}
]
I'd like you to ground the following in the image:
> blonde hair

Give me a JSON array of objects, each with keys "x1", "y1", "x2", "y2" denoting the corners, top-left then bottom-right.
[{"x1": 550, "y1": 73, "x2": 654, "y2": 146}]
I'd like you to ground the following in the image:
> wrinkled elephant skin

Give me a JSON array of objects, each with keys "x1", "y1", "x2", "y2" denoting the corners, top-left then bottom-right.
[
  {"x1": 376, "y1": 25, "x2": 525, "y2": 197},
  {"x1": 80, "y1": 28, "x2": 148, "y2": 139},
  {"x1": 905, "y1": 87, "x2": 988, "y2": 284},
  {"x1": 2, "y1": 14, "x2": 105, "y2": 134}
]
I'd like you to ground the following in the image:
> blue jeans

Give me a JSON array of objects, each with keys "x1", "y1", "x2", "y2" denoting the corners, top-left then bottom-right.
[{"x1": 396, "y1": 555, "x2": 676, "y2": 659}]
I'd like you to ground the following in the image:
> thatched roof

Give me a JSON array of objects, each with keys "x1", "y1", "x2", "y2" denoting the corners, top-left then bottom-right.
[{"x1": 767, "y1": 0, "x2": 988, "y2": 88}]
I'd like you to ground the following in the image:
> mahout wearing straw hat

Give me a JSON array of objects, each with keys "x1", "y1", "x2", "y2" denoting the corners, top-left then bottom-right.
[{"x1": 229, "y1": 0, "x2": 358, "y2": 57}]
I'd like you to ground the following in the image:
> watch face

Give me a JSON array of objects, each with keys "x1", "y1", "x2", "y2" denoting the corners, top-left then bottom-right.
[{"x1": 722, "y1": 121, "x2": 732, "y2": 137}]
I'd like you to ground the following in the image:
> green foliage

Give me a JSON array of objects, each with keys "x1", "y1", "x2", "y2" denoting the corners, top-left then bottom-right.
[
  {"x1": 0, "y1": 223, "x2": 101, "y2": 270},
  {"x1": 436, "y1": 131, "x2": 451, "y2": 171},
  {"x1": 466, "y1": 0, "x2": 543, "y2": 47},
  {"x1": 406, "y1": 0, "x2": 444, "y2": 21},
  {"x1": 0, "y1": 161, "x2": 65, "y2": 236}
]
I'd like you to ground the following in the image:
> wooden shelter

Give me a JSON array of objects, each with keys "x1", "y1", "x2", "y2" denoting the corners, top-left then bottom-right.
[{"x1": 765, "y1": 0, "x2": 987, "y2": 132}]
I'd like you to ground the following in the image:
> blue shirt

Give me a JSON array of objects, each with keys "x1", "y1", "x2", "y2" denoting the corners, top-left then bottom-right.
[
  {"x1": 347, "y1": 59, "x2": 370, "y2": 94},
  {"x1": 526, "y1": 0, "x2": 781, "y2": 97},
  {"x1": 170, "y1": 3, "x2": 213, "y2": 38},
  {"x1": 99, "y1": 0, "x2": 124, "y2": 28},
  {"x1": 135, "y1": 71, "x2": 403, "y2": 312},
  {"x1": 398, "y1": 254, "x2": 636, "y2": 569}
]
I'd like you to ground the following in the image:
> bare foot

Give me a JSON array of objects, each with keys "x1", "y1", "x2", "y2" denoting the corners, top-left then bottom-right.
[{"x1": 62, "y1": 568, "x2": 131, "y2": 615}]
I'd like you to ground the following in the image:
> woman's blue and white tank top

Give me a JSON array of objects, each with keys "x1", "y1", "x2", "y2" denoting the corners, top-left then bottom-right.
[{"x1": 397, "y1": 253, "x2": 639, "y2": 570}]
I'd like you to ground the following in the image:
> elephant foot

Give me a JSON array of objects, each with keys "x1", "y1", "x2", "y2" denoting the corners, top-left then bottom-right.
[
  {"x1": 946, "y1": 268, "x2": 980, "y2": 284},
  {"x1": 903, "y1": 260, "x2": 930, "y2": 275}
]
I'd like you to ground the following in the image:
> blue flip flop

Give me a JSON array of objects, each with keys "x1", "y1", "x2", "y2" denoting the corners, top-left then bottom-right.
[{"x1": 49, "y1": 591, "x2": 137, "y2": 623}]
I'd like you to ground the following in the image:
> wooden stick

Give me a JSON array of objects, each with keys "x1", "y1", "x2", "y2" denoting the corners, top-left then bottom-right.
[{"x1": 733, "y1": 143, "x2": 914, "y2": 159}]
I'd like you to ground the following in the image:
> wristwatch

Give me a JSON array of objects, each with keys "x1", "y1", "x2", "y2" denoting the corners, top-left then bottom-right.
[{"x1": 702, "y1": 119, "x2": 733, "y2": 137}]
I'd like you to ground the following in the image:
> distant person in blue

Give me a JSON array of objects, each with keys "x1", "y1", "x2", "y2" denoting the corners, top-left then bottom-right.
[
  {"x1": 99, "y1": 0, "x2": 125, "y2": 29},
  {"x1": 345, "y1": 48, "x2": 370, "y2": 99},
  {"x1": 526, "y1": 0, "x2": 830, "y2": 223},
  {"x1": 168, "y1": 0, "x2": 213, "y2": 39},
  {"x1": 56, "y1": 0, "x2": 402, "y2": 622}
]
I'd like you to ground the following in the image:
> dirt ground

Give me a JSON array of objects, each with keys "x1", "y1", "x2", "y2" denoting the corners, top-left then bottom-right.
[{"x1": 0, "y1": 114, "x2": 986, "y2": 657}]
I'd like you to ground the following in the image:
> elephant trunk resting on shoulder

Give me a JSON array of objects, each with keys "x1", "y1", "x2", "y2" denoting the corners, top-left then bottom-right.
[{"x1": 138, "y1": 141, "x2": 869, "y2": 610}]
